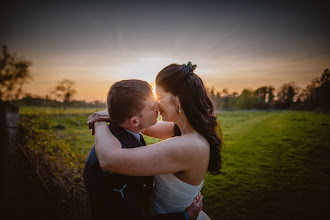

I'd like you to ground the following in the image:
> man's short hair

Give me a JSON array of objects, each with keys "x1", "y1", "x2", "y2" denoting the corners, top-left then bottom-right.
[{"x1": 107, "y1": 79, "x2": 153, "y2": 124}]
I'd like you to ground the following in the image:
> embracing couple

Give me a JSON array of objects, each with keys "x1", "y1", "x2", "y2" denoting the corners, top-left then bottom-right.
[{"x1": 83, "y1": 62, "x2": 222, "y2": 220}]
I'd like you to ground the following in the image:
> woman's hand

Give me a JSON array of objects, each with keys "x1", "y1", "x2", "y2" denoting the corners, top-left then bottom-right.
[{"x1": 87, "y1": 110, "x2": 110, "y2": 135}]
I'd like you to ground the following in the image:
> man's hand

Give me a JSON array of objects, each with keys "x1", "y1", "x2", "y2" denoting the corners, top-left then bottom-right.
[
  {"x1": 184, "y1": 192, "x2": 203, "y2": 220},
  {"x1": 87, "y1": 110, "x2": 110, "y2": 135}
]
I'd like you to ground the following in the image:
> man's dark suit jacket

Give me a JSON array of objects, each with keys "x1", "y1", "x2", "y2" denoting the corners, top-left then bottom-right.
[{"x1": 83, "y1": 123, "x2": 186, "y2": 220}]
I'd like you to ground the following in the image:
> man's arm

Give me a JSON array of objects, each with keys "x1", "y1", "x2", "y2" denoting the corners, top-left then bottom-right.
[{"x1": 145, "y1": 192, "x2": 203, "y2": 220}]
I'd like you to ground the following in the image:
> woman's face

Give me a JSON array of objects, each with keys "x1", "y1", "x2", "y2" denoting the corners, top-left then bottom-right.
[{"x1": 155, "y1": 85, "x2": 179, "y2": 122}]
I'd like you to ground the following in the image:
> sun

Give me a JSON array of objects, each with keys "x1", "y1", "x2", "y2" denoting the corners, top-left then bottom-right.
[{"x1": 150, "y1": 82, "x2": 157, "y2": 100}]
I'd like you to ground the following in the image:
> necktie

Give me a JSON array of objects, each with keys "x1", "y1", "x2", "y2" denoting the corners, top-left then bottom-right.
[{"x1": 139, "y1": 134, "x2": 146, "y2": 146}]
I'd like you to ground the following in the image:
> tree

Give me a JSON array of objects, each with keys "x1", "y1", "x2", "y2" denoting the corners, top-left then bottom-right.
[
  {"x1": 210, "y1": 87, "x2": 218, "y2": 108},
  {"x1": 0, "y1": 45, "x2": 32, "y2": 100},
  {"x1": 226, "y1": 92, "x2": 239, "y2": 110},
  {"x1": 215, "y1": 92, "x2": 222, "y2": 111},
  {"x1": 302, "y1": 69, "x2": 330, "y2": 110},
  {"x1": 52, "y1": 79, "x2": 77, "y2": 104},
  {"x1": 220, "y1": 88, "x2": 230, "y2": 110},
  {"x1": 268, "y1": 86, "x2": 275, "y2": 103},
  {"x1": 315, "y1": 69, "x2": 330, "y2": 110},
  {"x1": 255, "y1": 87, "x2": 268, "y2": 103},
  {"x1": 299, "y1": 78, "x2": 318, "y2": 108},
  {"x1": 236, "y1": 89, "x2": 262, "y2": 110},
  {"x1": 276, "y1": 82, "x2": 299, "y2": 108}
]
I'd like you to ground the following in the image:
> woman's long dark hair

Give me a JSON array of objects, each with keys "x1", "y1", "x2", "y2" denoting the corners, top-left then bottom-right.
[{"x1": 156, "y1": 63, "x2": 222, "y2": 175}]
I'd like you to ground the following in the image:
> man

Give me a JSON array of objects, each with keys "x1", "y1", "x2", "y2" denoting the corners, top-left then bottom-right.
[{"x1": 83, "y1": 79, "x2": 202, "y2": 220}]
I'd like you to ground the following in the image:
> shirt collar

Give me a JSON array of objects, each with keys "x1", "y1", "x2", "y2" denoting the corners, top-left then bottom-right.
[{"x1": 124, "y1": 129, "x2": 141, "y2": 141}]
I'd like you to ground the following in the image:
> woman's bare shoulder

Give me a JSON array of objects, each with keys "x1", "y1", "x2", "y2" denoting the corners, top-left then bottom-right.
[{"x1": 172, "y1": 133, "x2": 210, "y2": 156}]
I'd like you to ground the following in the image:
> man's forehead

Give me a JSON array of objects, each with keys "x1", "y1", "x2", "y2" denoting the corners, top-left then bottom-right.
[{"x1": 144, "y1": 95, "x2": 156, "y2": 105}]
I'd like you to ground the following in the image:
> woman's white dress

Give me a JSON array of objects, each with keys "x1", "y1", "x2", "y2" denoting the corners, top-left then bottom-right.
[{"x1": 150, "y1": 173, "x2": 211, "y2": 220}]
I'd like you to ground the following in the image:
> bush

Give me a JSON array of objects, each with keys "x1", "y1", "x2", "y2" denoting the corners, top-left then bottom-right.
[
  {"x1": 53, "y1": 124, "x2": 67, "y2": 130},
  {"x1": 19, "y1": 114, "x2": 89, "y2": 219}
]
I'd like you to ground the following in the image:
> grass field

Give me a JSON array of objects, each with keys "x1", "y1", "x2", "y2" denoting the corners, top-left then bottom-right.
[
  {"x1": 204, "y1": 111, "x2": 330, "y2": 220},
  {"x1": 19, "y1": 107, "x2": 165, "y2": 152},
  {"x1": 20, "y1": 107, "x2": 330, "y2": 219}
]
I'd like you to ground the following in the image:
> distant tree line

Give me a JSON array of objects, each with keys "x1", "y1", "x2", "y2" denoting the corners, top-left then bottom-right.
[
  {"x1": 10, "y1": 78, "x2": 106, "y2": 108},
  {"x1": 208, "y1": 69, "x2": 330, "y2": 112},
  {"x1": 1, "y1": 45, "x2": 105, "y2": 108},
  {"x1": 1, "y1": 44, "x2": 329, "y2": 111},
  {"x1": 10, "y1": 96, "x2": 106, "y2": 108}
]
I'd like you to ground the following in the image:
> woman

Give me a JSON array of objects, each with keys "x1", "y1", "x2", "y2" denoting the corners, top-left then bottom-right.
[{"x1": 92, "y1": 62, "x2": 222, "y2": 219}]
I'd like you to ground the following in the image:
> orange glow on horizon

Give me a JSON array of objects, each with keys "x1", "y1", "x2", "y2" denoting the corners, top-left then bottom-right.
[{"x1": 21, "y1": 54, "x2": 329, "y2": 102}]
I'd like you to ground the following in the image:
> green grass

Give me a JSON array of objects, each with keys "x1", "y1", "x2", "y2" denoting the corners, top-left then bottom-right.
[
  {"x1": 47, "y1": 114, "x2": 95, "y2": 153},
  {"x1": 21, "y1": 107, "x2": 330, "y2": 219},
  {"x1": 203, "y1": 111, "x2": 330, "y2": 220},
  {"x1": 20, "y1": 107, "x2": 105, "y2": 153}
]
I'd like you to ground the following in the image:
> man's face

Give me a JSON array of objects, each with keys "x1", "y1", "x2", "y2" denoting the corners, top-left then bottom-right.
[{"x1": 138, "y1": 95, "x2": 159, "y2": 129}]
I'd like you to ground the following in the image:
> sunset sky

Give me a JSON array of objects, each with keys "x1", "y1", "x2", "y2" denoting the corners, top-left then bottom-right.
[{"x1": 1, "y1": 0, "x2": 329, "y2": 101}]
